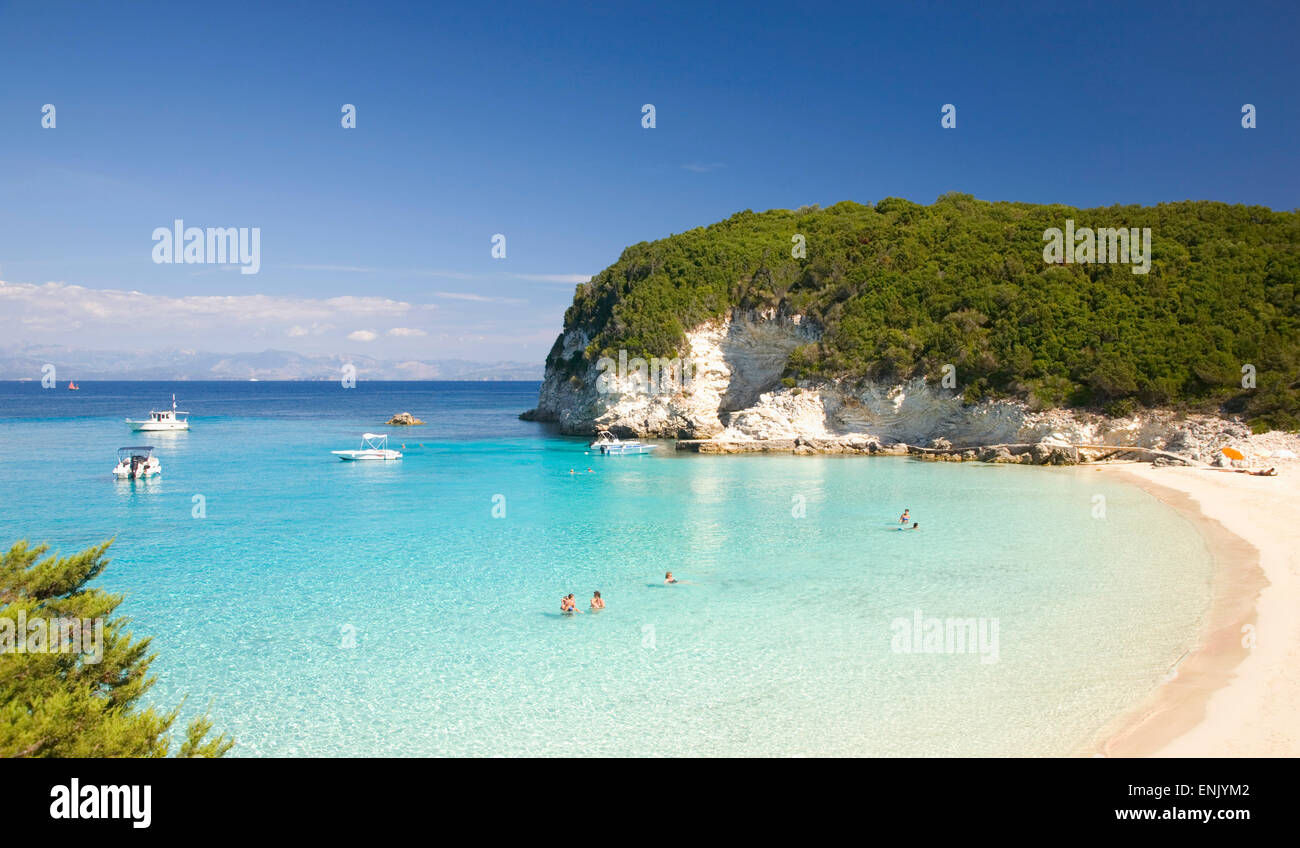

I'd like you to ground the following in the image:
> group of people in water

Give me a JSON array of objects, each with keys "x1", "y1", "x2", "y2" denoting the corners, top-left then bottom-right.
[
  {"x1": 561, "y1": 516, "x2": 916, "y2": 613},
  {"x1": 560, "y1": 573, "x2": 682, "y2": 614},
  {"x1": 561, "y1": 591, "x2": 603, "y2": 613}
]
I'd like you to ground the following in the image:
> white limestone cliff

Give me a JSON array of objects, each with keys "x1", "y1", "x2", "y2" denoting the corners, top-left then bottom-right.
[{"x1": 523, "y1": 309, "x2": 1297, "y2": 463}]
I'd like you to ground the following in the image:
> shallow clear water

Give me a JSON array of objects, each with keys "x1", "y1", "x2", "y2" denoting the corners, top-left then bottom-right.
[{"x1": 0, "y1": 381, "x2": 1212, "y2": 756}]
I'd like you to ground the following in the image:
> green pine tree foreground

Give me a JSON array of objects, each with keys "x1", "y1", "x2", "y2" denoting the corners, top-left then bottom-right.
[
  {"x1": 553, "y1": 195, "x2": 1300, "y2": 431},
  {"x1": 0, "y1": 539, "x2": 232, "y2": 757}
]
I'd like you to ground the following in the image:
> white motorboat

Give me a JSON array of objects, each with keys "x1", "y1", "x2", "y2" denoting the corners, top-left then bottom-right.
[
  {"x1": 113, "y1": 446, "x2": 161, "y2": 479},
  {"x1": 332, "y1": 433, "x2": 403, "y2": 461},
  {"x1": 126, "y1": 395, "x2": 190, "y2": 431},
  {"x1": 589, "y1": 431, "x2": 656, "y2": 455}
]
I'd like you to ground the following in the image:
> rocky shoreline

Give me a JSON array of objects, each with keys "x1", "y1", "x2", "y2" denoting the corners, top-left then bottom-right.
[
  {"x1": 673, "y1": 436, "x2": 1205, "y2": 466},
  {"x1": 524, "y1": 309, "x2": 1300, "y2": 467}
]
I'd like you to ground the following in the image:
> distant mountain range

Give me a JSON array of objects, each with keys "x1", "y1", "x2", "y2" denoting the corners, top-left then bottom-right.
[{"x1": 0, "y1": 346, "x2": 543, "y2": 381}]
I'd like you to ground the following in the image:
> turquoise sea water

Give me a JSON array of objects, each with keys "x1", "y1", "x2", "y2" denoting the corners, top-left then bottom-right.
[{"x1": 0, "y1": 381, "x2": 1213, "y2": 756}]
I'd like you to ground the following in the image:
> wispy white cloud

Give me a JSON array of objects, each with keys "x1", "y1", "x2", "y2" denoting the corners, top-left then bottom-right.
[
  {"x1": 283, "y1": 265, "x2": 474, "y2": 280},
  {"x1": 0, "y1": 278, "x2": 563, "y2": 360},
  {"x1": 280, "y1": 264, "x2": 589, "y2": 285},
  {"x1": 408, "y1": 269, "x2": 479, "y2": 280},
  {"x1": 284, "y1": 264, "x2": 383, "y2": 273},
  {"x1": 506, "y1": 273, "x2": 591, "y2": 285},
  {"x1": 0, "y1": 281, "x2": 418, "y2": 324},
  {"x1": 682, "y1": 162, "x2": 726, "y2": 173},
  {"x1": 0, "y1": 280, "x2": 424, "y2": 346},
  {"x1": 434, "y1": 291, "x2": 527, "y2": 305},
  {"x1": 286, "y1": 323, "x2": 335, "y2": 338}
]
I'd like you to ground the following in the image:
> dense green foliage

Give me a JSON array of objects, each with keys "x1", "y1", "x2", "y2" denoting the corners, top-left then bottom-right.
[
  {"x1": 1, "y1": 539, "x2": 232, "y2": 757},
  {"x1": 552, "y1": 195, "x2": 1300, "y2": 430}
]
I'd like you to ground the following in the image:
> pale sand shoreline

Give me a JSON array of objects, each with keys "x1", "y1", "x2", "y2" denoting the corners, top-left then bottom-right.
[{"x1": 1076, "y1": 463, "x2": 1299, "y2": 757}]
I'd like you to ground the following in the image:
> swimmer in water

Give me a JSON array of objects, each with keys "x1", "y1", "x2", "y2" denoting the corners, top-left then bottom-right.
[
  {"x1": 665, "y1": 571, "x2": 677, "y2": 584},
  {"x1": 590, "y1": 590, "x2": 605, "y2": 610},
  {"x1": 910, "y1": 522, "x2": 919, "y2": 530},
  {"x1": 899, "y1": 509, "x2": 910, "y2": 525}
]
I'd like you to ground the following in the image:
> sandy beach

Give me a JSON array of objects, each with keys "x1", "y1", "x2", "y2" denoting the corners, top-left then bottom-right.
[{"x1": 1081, "y1": 463, "x2": 1300, "y2": 757}]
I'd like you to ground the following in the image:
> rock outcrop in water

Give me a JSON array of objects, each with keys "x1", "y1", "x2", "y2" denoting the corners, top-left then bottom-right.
[
  {"x1": 385, "y1": 412, "x2": 425, "y2": 426},
  {"x1": 523, "y1": 309, "x2": 1300, "y2": 464}
]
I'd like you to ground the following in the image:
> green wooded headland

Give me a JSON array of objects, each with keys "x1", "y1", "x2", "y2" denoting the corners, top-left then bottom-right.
[{"x1": 550, "y1": 195, "x2": 1300, "y2": 430}]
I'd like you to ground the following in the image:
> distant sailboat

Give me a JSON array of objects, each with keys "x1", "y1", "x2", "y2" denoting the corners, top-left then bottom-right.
[{"x1": 68, "y1": 381, "x2": 79, "y2": 390}]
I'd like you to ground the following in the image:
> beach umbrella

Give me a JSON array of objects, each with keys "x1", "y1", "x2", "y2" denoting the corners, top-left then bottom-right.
[{"x1": 1221, "y1": 447, "x2": 1245, "y2": 460}]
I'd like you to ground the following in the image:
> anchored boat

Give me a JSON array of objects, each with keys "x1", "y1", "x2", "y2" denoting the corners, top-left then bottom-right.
[
  {"x1": 589, "y1": 431, "x2": 656, "y2": 455},
  {"x1": 332, "y1": 433, "x2": 403, "y2": 461},
  {"x1": 113, "y1": 446, "x2": 161, "y2": 479},
  {"x1": 126, "y1": 395, "x2": 190, "y2": 431}
]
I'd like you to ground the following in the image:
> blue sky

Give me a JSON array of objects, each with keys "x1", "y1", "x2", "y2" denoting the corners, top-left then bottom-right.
[{"x1": 0, "y1": 0, "x2": 1295, "y2": 361}]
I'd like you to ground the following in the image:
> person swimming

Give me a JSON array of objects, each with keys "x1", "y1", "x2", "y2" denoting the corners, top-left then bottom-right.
[
  {"x1": 664, "y1": 571, "x2": 677, "y2": 584},
  {"x1": 561, "y1": 593, "x2": 582, "y2": 613},
  {"x1": 899, "y1": 509, "x2": 911, "y2": 524},
  {"x1": 590, "y1": 590, "x2": 605, "y2": 610},
  {"x1": 910, "y1": 522, "x2": 919, "y2": 530}
]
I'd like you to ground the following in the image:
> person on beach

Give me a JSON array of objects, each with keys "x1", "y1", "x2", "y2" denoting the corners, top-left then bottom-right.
[
  {"x1": 899, "y1": 509, "x2": 910, "y2": 525},
  {"x1": 590, "y1": 591, "x2": 605, "y2": 610},
  {"x1": 665, "y1": 572, "x2": 677, "y2": 584}
]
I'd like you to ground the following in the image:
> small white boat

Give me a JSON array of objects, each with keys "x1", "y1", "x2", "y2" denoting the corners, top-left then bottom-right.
[
  {"x1": 332, "y1": 433, "x2": 403, "y2": 461},
  {"x1": 590, "y1": 431, "x2": 656, "y2": 455},
  {"x1": 113, "y1": 446, "x2": 161, "y2": 479},
  {"x1": 126, "y1": 395, "x2": 190, "y2": 432}
]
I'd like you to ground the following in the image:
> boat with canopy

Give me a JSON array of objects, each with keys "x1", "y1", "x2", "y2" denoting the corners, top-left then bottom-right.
[{"x1": 332, "y1": 433, "x2": 403, "y2": 461}]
